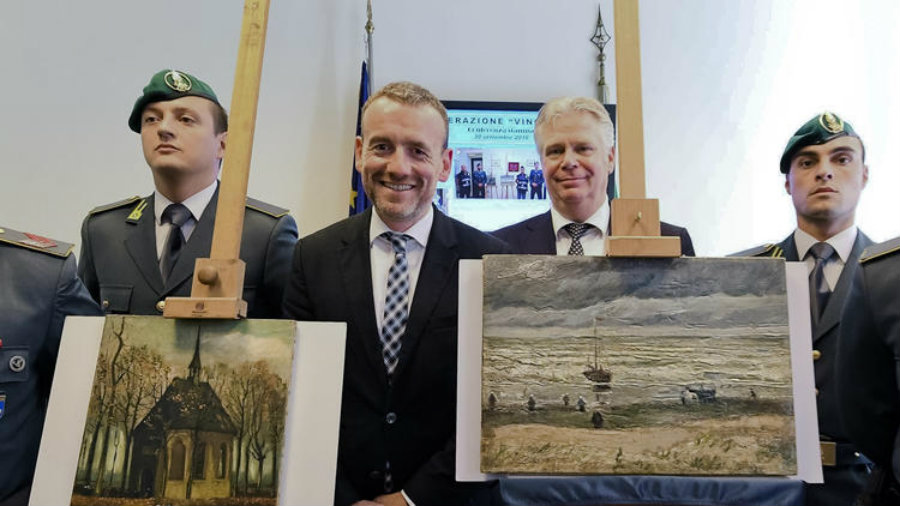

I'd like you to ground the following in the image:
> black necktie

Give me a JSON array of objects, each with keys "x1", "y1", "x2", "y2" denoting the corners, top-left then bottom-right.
[
  {"x1": 160, "y1": 203, "x2": 192, "y2": 280},
  {"x1": 808, "y1": 242, "x2": 835, "y2": 324},
  {"x1": 564, "y1": 223, "x2": 592, "y2": 255}
]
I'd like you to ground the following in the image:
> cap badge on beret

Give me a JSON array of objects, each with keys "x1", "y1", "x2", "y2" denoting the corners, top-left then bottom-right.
[
  {"x1": 819, "y1": 112, "x2": 844, "y2": 134},
  {"x1": 164, "y1": 71, "x2": 193, "y2": 92}
]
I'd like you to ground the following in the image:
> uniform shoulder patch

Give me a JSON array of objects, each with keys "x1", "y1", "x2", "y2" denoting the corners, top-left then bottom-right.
[
  {"x1": 246, "y1": 197, "x2": 290, "y2": 218},
  {"x1": 728, "y1": 243, "x2": 782, "y2": 258},
  {"x1": 88, "y1": 196, "x2": 143, "y2": 215},
  {"x1": 0, "y1": 226, "x2": 74, "y2": 257},
  {"x1": 860, "y1": 236, "x2": 900, "y2": 264}
]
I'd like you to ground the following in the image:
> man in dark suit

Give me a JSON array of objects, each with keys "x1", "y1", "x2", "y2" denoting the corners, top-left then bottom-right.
[
  {"x1": 78, "y1": 69, "x2": 297, "y2": 317},
  {"x1": 733, "y1": 112, "x2": 872, "y2": 506},
  {"x1": 283, "y1": 81, "x2": 508, "y2": 506},
  {"x1": 493, "y1": 96, "x2": 694, "y2": 256},
  {"x1": 0, "y1": 227, "x2": 102, "y2": 506},
  {"x1": 837, "y1": 237, "x2": 900, "y2": 505}
]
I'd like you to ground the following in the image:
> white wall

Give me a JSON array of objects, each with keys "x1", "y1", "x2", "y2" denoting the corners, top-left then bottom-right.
[{"x1": 1, "y1": 0, "x2": 898, "y2": 256}]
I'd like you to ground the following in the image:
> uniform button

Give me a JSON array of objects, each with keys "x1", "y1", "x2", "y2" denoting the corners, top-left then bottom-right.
[
  {"x1": 102, "y1": 300, "x2": 110, "y2": 310},
  {"x1": 815, "y1": 388, "x2": 819, "y2": 396},
  {"x1": 9, "y1": 355, "x2": 26, "y2": 372},
  {"x1": 156, "y1": 300, "x2": 166, "y2": 313},
  {"x1": 812, "y1": 350, "x2": 821, "y2": 360},
  {"x1": 385, "y1": 412, "x2": 398, "y2": 425}
]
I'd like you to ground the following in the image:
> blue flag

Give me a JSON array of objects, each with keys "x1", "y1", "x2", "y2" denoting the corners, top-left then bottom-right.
[{"x1": 349, "y1": 62, "x2": 371, "y2": 216}]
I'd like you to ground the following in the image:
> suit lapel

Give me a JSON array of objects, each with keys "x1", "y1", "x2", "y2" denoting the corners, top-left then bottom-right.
[
  {"x1": 339, "y1": 210, "x2": 387, "y2": 385},
  {"x1": 813, "y1": 232, "x2": 872, "y2": 342},
  {"x1": 392, "y1": 211, "x2": 458, "y2": 379},
  {"x1": 531, "y1": 211, "x2": 557, "y2": 254},
  {"x1": 163, "y1": 187, "x2": 218, "y2": 294},
  {"x1": 124, "y1": 194, "x2": 165, "y2": 295}
]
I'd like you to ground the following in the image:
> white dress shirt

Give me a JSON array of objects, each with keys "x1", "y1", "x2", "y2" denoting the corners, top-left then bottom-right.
[
  {"x1": 369, "y1": 208, "x2": 433, "y2": 332},
  {"x1": 793, "y1": 225, "x2": 858, "y2": 291},
  {"x1": 153, "y1": 180, "x2": 218, "y2": 260},
  {"x1": 550, "y1": 199, "x2": 610, "y2": 256}
]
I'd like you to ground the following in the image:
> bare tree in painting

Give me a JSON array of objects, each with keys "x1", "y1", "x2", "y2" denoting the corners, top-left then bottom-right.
[
  {"x1": 221, "y1": 361, "x2": 255, "y2": 495},
  {"x1": 267, "y1": 377, "x2": 288, "y2": 492},
  {"x1": 93, "y1": 317, "x2": 128, "y2": 495},
  {"x1": 79, "y1": 351, "x2": 109, "y2": 485},
  {"x1": 111, "y1": 345, "x2": 170, "y2": 490}
]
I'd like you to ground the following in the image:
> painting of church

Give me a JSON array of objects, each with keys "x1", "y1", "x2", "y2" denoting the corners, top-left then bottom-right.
[{"x1": 128, "y1": 334, "x2": 237, "y2": 500}]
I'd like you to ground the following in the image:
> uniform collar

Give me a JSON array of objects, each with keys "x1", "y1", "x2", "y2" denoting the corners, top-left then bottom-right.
[
  {"x1": 153, "y1": 179, "x2": 218, "y2": 225},
  {"x1": 793, "y1": 225, "x2": 857, "y2": 263}
]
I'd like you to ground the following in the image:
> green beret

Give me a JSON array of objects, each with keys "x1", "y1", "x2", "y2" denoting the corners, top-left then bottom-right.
[
  {"x1": 128, "y1": 69, "x2": 221, "y2": 133},
  {"x1": 780, "y1": 111, "x2": 859, "y2": 173}
]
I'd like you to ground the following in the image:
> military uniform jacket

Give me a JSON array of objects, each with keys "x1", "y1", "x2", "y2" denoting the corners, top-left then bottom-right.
[
  {"x1": 734, "y1": 232, "x2": 873, "y2": 442},
  {"x1": 837, "y1": 237, "x2": 900, "y2": 470},
  {"x1": 78, "y1": 188, "x2": 297, "y2": 317},
  {"x1": 0, "y1": 230, "x2": 101, "y2": 502},
  {"x1": 282, "y1": 207, "x2": 510, "y2": 506}
]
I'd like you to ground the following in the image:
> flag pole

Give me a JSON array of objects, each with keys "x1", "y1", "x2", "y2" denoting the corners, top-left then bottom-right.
[{"x1": 365, "y1": 0, "x2": 374, "y2": 94}]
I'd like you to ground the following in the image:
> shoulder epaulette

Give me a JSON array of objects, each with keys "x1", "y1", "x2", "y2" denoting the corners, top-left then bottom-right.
[
  {"x1": 246, "y1": 197, "x2": 290, "y2": 218},
  {"x1": 728, "y1": 243, "x2": 782, "y2": 258},
  {"x1": 88, "y1": 196, "x2": 142, "y2": 215},
  {"x1": 0, "y1": 226, "x2": 74, "y2": 257},
  {"x1": 860, "y1": 236, "x2": 900, "y2": 264}
]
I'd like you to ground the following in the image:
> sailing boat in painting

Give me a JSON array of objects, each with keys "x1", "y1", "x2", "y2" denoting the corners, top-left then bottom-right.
[{"x1": 582, "y1": 317, "x2": 611, "y2": 387}]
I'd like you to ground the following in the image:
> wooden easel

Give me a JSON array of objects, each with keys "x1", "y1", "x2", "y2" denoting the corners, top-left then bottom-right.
[
  {"x1": 164, "y1": 0, "x2": 271, "y2": 319},
  {"x1": 606, "y1": 0, "x2": 682, "y2": 258}
]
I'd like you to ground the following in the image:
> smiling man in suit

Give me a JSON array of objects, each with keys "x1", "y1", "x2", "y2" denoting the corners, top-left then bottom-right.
[
  {"x1": 283, "y1": 81, "x2": 508, "y2": 506},
  {"x1": 492, "y1": 96, "x2": 694, "y2": 256},
  {"x1": 78, "y1": 69, "x2": 297, "y2": 317},
  {"x1": 733, "y1": 111, "x2": 872, "y2": 506}
]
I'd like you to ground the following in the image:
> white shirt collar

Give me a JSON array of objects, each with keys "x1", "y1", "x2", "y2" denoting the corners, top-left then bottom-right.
[
  {"x1": 550, "y1": 199, "x2": 610, "y2": 238},
  {"x1": 153, "y1": 180, "x2": 218, "y2": 224},
  {"x1": 369, "y1": 206, "x2": 434, "y2": 249},
  {"x1": 794, "y1": 225, "x2": 858, "y2": 263}
]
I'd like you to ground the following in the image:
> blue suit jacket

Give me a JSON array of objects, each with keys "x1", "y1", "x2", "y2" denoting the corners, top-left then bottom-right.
[
  {"x1": 492, "y1": 210, "x2": 695, "y2": 256},
  {"x1": 0, "y1": 237, "x2": 101, "y2": 503}
]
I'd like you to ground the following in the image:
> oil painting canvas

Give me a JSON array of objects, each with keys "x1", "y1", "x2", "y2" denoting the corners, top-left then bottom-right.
[
  {"x1": 70, "y1": 316, "x2": 295, "y2": 506},
  {"x1": 481, "y1": 256, "x2": 796, "y2": 476}
]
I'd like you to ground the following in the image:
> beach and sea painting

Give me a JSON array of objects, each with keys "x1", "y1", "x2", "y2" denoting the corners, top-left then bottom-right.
[
  {"x1": 481, "y1": 256, "x2": 796, "y2": 476},
  {"x1": 70, "y1": 316, "x2": 295, "y2": 506}
]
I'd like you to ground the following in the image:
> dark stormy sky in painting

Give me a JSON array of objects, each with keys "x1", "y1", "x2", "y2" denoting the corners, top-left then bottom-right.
[{"x1": 482, "y1": 256, "x2": 790, "y2": 338}]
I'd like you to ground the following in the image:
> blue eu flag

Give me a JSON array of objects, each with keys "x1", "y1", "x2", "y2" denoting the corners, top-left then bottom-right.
[{"x1": 349, "y1": 62, "x2": 371, "y2": 216}]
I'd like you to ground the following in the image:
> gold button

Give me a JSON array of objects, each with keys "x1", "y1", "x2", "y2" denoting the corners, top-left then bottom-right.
[
  {"x1": 156, "y1": 300, "x2": 166, "y2": 313},
  {"x1": 815, "y1": 388, "x2": 819, "y2": 396},
  {"x1": 812, "y1": 350, "x2": 821, "y2": 360},
  {"x1": 102, "y1": 300, "x2": 110, "y2": 310}
]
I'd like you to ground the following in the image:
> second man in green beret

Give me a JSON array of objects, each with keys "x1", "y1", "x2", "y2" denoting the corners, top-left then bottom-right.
[{"x1": 733, "y1": 111, "x2": 872, "y2": 506}]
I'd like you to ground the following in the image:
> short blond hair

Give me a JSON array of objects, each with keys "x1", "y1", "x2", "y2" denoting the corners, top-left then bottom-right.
[
  {"x1": 534, "y1": 96, "x2": 615, "y2": 150},
  {"x1": 362, "y1": 81, "x2": 449, "y2": 148}
]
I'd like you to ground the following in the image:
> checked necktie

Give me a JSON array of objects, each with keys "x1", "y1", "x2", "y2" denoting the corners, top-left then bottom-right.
[
  {"x1": 564, "y1": 223, "x2": 592, "y2": 256},
  {"x1": 808, "y1": 241, "x2": 835, "y2": 325},
  {"x1": 159, "y1": 203, "x2": 192, "y2": 281},
  {"x1": 380, "y1": 232, "x2": 411, "y2": 375}
]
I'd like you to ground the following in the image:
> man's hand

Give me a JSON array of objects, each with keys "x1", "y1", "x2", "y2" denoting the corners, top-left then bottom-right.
[
  {"x1": 373, "y1": 492, "x2": 408, "y2": 506},
  {"x1": 351, "y1": 501, "x2": 384, "y2": 506}
]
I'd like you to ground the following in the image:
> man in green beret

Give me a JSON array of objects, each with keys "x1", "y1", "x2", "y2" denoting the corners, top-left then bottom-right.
[
  {"x1": 78, "y1": 69, "x2": 297, "y2": 317},
  {"x1": 732, "y1": 111, "x2": 872, "y2": 505}
]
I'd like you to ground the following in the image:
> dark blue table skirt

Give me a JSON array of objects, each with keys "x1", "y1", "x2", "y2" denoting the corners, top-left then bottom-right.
[{"x1": 497, "y1": 475, "x2": 804, "y2": 505}]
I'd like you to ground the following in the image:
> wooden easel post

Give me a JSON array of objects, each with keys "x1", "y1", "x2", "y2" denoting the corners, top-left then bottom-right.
[
  {"x1": 606, "y1": 0, "x2": 682, "y2": 258},
  {"x1": 164, "y1": 0, "x2": 271, "y2": 319}
]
